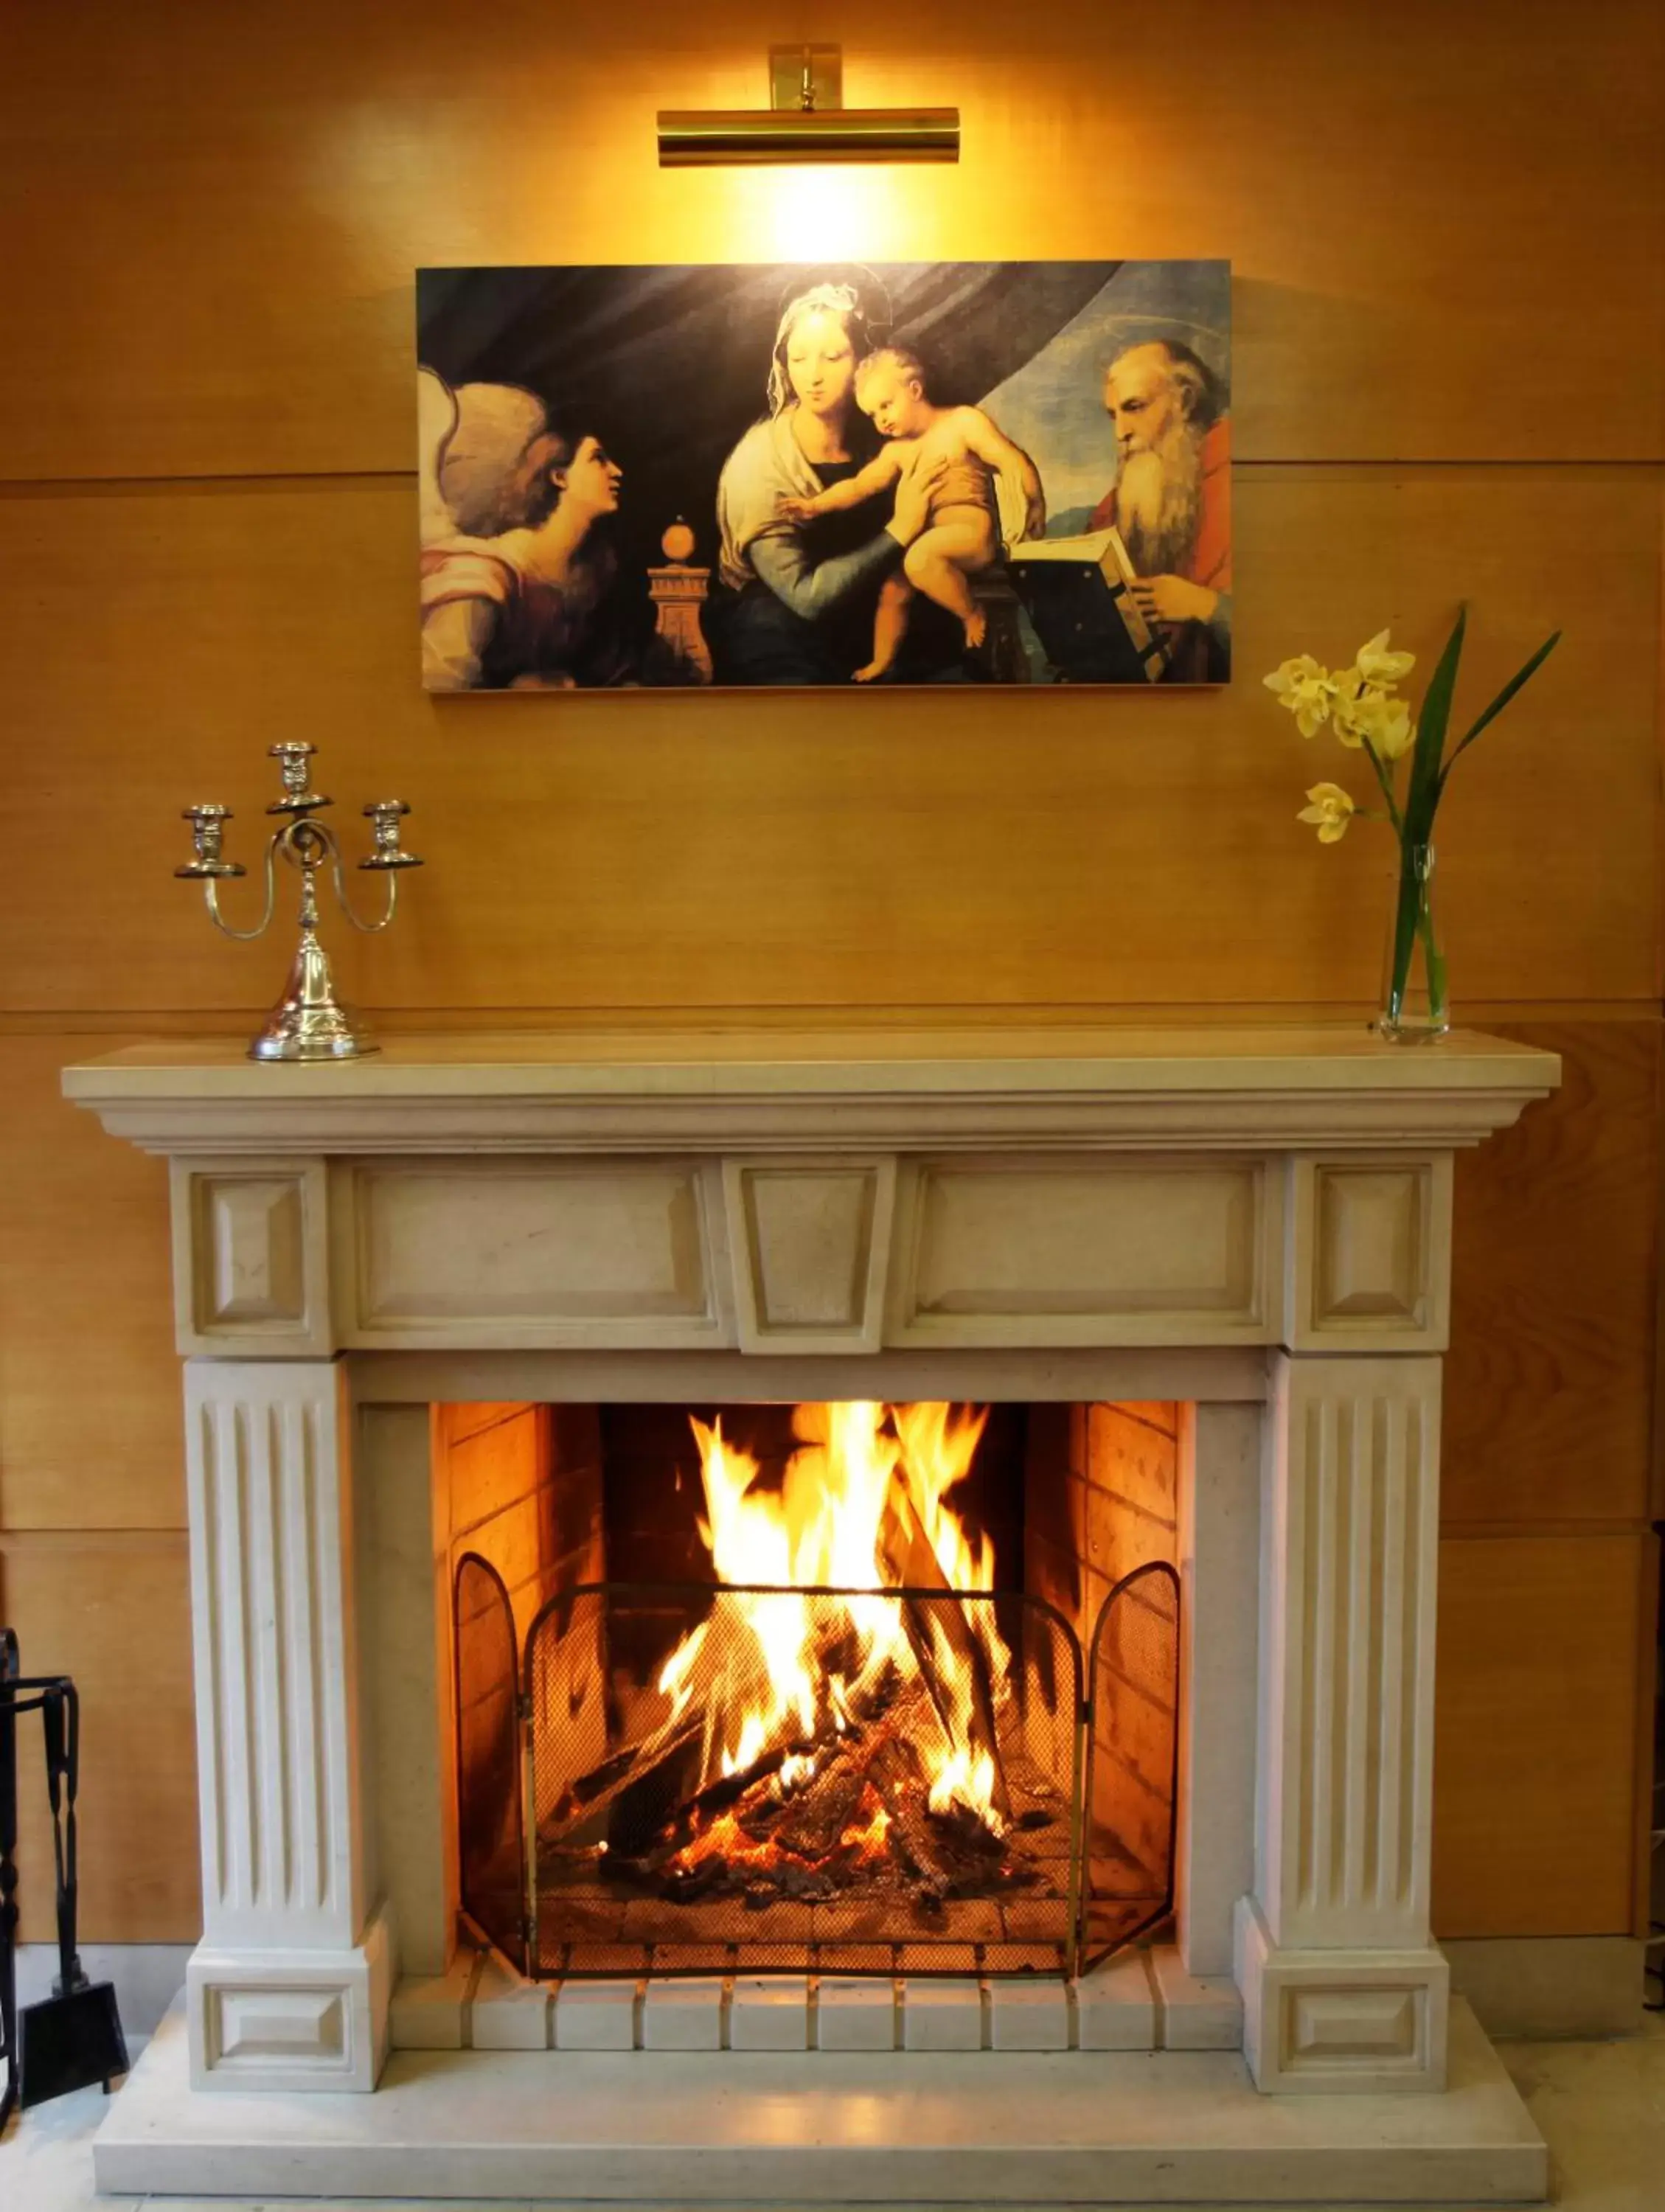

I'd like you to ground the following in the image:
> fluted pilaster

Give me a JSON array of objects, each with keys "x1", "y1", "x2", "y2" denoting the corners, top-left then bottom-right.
[
  {"x1": 1239, "y1": 1353, "x2": 1448, "y2": 2093},
  {"x1": 182, "y1": 1357, "x2": 389, "y2": 2090}
]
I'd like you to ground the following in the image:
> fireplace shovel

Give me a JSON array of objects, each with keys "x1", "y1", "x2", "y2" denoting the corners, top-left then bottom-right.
[{"x1": 18, "y1": 1677, "x2": 128, "y2": 2110}]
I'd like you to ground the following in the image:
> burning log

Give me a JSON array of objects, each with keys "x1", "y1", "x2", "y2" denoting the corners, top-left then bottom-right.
[
  {"x1": 605, "y1": 1724, "x2": 709, "y2": 1857},
  {"x1": 770, "y1": 1750, "x2": 868, "y2": 1863},
  {"x1": 866, "y1": 1714, "x2": 1033, "y2": 1901},
  {"x1": 546, "y1": 1719, "x2": 709, "y2": 1857},
  {"x1": 569, "y1": 1745, "x2": 636, "y2": 1807},
  {"x1": 659, "y1": 1856, "x2": 734, "y2": 1904},
  {"x1": 876, "y1": 1468, "x2": 1011, "y2": 1821},
  {"x1": 597, "y1": 1700, "x2": 1036, "y2": 1917},
  {"x1": 867, "y1": 1723, "x2": 927, "y2": 1798},
  {"x1": 680, "y1": 1740, "x2": 798, "y2": 1826}
]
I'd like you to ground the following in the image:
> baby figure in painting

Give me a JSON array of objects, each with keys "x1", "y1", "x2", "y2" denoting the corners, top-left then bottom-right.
[{"x1": 778, "y1": 346, "x2": 1046, "y2": 681}]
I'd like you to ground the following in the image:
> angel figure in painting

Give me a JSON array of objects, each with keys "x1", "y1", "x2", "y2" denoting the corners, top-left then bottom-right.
[
  {"x1": 776, "y1": 345, "x2": 1046, "y2": 681},
  {"x1": 417, "y1": 369, "x2": 650, "y2": 690}
]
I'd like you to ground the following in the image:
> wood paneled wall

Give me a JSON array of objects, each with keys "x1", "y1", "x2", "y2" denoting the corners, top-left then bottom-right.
[{"x1": 0, "y1": 0, "x2": 1658, "y2": 1946}]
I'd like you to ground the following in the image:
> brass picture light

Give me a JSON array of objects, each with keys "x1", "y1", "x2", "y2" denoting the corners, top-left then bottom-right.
[{"x1": 658, "y1": 45, "x2": 959, "y2": 166}]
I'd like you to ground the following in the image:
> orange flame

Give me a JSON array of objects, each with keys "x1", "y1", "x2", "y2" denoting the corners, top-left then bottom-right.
[{"x1": 657, "y1": 1402, "x2": 1009, "y2": 1834}]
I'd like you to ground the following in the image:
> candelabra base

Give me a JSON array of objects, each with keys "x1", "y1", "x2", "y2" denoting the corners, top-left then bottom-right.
[
  {"x1": 249, "y1": 1008, "x2": 375, "y2": 1062},
  {"x1": 248, "y1": 927, "x2": 378, "y2": 1062}
]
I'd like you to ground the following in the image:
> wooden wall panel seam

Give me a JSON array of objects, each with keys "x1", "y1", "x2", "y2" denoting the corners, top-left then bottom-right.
[
  {"x1": 7, "y1": 453, "x2": 1646, "y2": 497},
  {"x1": 5, "y1": 1002, "x2": 1665, "y2": 1034}
]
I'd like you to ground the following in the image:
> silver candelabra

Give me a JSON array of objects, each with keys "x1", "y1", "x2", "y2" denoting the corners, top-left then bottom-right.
[{"x1": 175, "y1": 742, "x2": 421, "y2": 1062}]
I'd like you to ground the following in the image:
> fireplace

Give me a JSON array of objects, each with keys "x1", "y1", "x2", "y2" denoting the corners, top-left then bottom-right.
[
  {"x1": 62, "y1": 1026, "x2": 1563, "y2": 2204},
  {"x1": 449, "y1": 1399, "x2": 1179, "y2": 1986}
]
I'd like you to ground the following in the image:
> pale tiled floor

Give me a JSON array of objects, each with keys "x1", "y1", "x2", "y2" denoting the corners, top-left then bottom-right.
[{"x1": 3, "y1": 2015, "x2": 1664, "y2": 2211}]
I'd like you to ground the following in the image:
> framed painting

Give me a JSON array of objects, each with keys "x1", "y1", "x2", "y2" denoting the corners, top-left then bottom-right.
[{"x1": 416, "y1": 260, "x2": 1230, "y2": 692}]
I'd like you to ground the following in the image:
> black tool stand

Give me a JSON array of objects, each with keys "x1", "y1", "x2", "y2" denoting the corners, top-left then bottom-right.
[{"x1": 1, "y1": 1629, "x2": 128, "y2": 2130}]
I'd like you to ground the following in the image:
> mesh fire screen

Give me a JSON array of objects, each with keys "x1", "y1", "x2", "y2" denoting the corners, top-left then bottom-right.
[
  {"x1": 449, "y1": 1398, "x2": 1183, "y2": 1985},
  {"x1": 1080, "y1": 1560, "x2": 1181, "y2": 1969},
  {"x1": 523, "y1": 1582, "x2": 1082, "y2": 1979},
  {"x1": 454, "y1": 1554, "x2": 526, "y2": 1973}
]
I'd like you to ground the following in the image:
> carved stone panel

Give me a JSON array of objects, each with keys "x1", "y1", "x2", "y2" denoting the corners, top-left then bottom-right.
[
  {"x1": 1287, "y1": 1157, "x2": 1452, "y2": 1351},
  {"x1": 209, "y1": 1986, "x2": 347, "y2": 2070},
  {"x1": 725, "y1": 1158, "x2": 896, "y2": 1353},
  {"x1": 887, "y1": 1158, "x2": 1279, "y2": 1346},
  {"x1": 1286, "y1": 1983, "x2": 1421, "y2": 2063},
  {"x1": 172, "y1": 1158, "x2": 333, "y2": 1356},
  {"x1": 338, "y1": 1160, "x2": 732, "y2": 1349}
]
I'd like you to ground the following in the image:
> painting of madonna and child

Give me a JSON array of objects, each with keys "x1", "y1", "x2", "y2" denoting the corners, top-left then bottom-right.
[{"x1": 416, "y1": 260, "x2": 1230, "y2": 692}]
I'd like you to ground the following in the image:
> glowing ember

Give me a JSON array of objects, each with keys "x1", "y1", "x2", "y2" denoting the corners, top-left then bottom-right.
[
  {"x1": 672, "y1": 1805, "x2": 813, "y2": 1875},
  {"x1": 837, "y1": 1786, "x2": 893, "y2": 1862}
]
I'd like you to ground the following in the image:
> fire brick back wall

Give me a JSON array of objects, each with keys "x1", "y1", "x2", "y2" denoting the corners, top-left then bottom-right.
[
  {"x1": 1025, "y1": 1403, "x2": 1180, "y2": 1642},
  {"x1": 1026, "y1": 1404, "x2": 1181, "y2": 1892},
  {"x1": 443, "y1": 1403, "x2": 605, "y2": 1648},
  {"x1": 446, "y1": 1402, "x2": 610, "y2": 1908}
]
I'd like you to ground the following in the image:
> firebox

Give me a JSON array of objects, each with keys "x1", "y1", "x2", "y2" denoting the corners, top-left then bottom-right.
[{"x1": 449, "y1": 1399, "x2": 1181, "y2": 1984}]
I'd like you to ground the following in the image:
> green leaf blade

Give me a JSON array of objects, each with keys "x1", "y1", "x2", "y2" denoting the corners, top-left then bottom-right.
[
  {"x1": 1439, "y1": 630, "x2": 1561, "y2": 787},
  {"x1": 1405, "y1": 606, "x2": 1466, "y2": 846}
]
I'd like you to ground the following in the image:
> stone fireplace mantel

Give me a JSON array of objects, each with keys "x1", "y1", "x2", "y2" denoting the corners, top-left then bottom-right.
[
  {"x1": 69, "y1": 1023, "x2": 1555, "y2": 1155},
  {"x1": 63, "y1": 1026, "x2": 1560, "y2": 2205}
]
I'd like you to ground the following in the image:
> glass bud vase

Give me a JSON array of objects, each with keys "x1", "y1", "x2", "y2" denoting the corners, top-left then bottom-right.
[{"x1": 1377, "y1": 839, "x2": 1450, "y2": 1043}]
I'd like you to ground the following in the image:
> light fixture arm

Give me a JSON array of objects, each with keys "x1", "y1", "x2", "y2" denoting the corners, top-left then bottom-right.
[{"x1": 657, "y1": 45, "x2": 958, "y2": 165}]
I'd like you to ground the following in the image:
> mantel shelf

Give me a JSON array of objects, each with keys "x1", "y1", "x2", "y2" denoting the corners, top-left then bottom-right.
[{"x1": 63, "y1": 1024, "x2": 1559, "y2": 1156}]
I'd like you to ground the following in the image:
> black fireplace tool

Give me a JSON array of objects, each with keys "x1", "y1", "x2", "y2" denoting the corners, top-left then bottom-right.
[
  {"x1": 0, "y1": 1631, "x2": 128, "y2": 2121},
  {"x1": 1, "y1": 1630, "x2": 18, "y2": 2130}
]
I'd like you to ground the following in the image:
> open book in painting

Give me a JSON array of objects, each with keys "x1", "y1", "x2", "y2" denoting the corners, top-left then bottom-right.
[{"x1": 1004, "y1": 526, "x2": 1170, "y2": 685}]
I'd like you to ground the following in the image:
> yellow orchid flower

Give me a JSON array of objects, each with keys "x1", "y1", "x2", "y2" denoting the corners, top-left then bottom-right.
[
  {"x1": 1297, "y1": 782, "x2": 1356, "y2": 844},
  {"x1": 1332, "y1": 685, "x2": 1415, "y2": 759},
  {"x1": 1355, "y1": 628, "x2": 1416, "y2": 686},
  {"x1": 1262, "y1": 654, "x2": 1337, "y2": 738}
]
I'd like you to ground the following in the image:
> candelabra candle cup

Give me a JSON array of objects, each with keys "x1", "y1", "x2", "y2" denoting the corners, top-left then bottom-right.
[
  {"x1": 173, "y1": 745, "x2": 422, "y2": 1062},
  {"x1": 361, "y1": 800, "x2": 420, "y2": 869},
  {"x1": 266, "y1": 740, "x2": 330, "y2": 817},
  {"x1": 175, "y1": 804, "x2": 246, "y2": 880}
]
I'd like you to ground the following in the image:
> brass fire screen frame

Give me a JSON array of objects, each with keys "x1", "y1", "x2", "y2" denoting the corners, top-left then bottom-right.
[{"x1": 453, "y1": 1563, "x2": 1178, "y2": 1983}]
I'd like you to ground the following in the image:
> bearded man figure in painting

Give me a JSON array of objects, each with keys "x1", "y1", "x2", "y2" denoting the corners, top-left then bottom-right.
[{"x1": 1091, "y1": 338, "x2": 1231, "y2": 681}]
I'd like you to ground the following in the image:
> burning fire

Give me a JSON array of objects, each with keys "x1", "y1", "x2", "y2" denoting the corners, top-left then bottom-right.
[
  {"x1": 837, "y1": 1785, "x2": 893, "y2": 1862},
  {"x1": 656, "y1": 1402, "x2": 1009, "y2": 1833}
]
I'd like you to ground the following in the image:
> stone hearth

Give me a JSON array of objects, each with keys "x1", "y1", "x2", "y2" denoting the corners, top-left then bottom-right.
[{"x1": 64, "y1": 1025, "x2": 1560, "y2": 2204}]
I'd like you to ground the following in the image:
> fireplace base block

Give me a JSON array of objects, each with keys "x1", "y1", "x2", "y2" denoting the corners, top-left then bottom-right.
[
  {"x1": 186, "y1": 1901, "x2": 396, "y2": 2093},
  {"x1": 1237, "y1": 1899, "x2": 1451, "y2": 2096},
  {"x1": 97, "y1": 1992, "x2": 1547, "y2": 2205}
]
